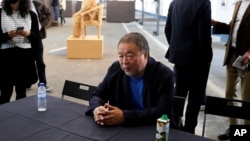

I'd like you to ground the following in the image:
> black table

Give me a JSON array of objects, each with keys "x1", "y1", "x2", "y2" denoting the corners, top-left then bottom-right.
[{"x1": 0, "y1": 96, "x2": 214, "y2": 141}]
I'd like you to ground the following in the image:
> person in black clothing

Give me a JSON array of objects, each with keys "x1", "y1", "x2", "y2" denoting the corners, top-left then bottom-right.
[
  {"x1": 59, "y1": 0, "x2": 66, "y2": 25},
  {"x1": 30, "y1": 0, "x2": 53, "y2": 91},
  {"x1": 165, "y1": 0, "x2": 212, "y2": 134}
]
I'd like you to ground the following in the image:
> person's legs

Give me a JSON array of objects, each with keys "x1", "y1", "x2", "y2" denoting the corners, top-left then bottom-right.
[
  {"x1": 0, "y1": 49, "x2": 14, "y2": 104},
  {"x1": 15, "y1": 84, "x2": 27, "y2": 100},
  {"x1": 15, "y1": 48, "x2": 34, "y2": 99},
  {"x1": 175, "y1": 65, "x2": 189, "y2": 98},
  {"x1": 200, "y1": 93, "x2": 207, "y2": 111},
  {"x1": 202, "y1": 93, "x2": 206, "y2": 105},
  {"x1": 60, "y1": 9, "x2": 63, "y2": 25},
  {"x1": 53, "y1": 6, "x2": 60, "y2": 21},
  {"x1": 60, "y1": 9, "x2": 65, "y2": 25},
  {"x1": 0, "y1": 83, "x2": 13, "y2": 104},
  {"x1": 218, "y1": 52, "x2": 239, "y2": 140},
  {"x1": 34, "y1": 44, "x2": 53, "y2": 91},
  {"x1": 183, "y1": 64, "x2": 210, "y2": 134},
  {"x1": 35, "y1": 45, "x2": 47, "y2": 85},
  {"x1": 174, "y1": 65, "x2": 190, "y2": 130},
  {"x1": 225, "y1": 53, "x2": 240, "y2": 125},
  {"x1": 240, "y1": 70, "x2": 250, "y2": 125}
]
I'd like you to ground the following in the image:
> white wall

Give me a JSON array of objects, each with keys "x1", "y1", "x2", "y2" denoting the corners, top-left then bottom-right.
[
  {"x1": 135, "y1": 0, "x2": 237, "y2": 23},
  {"x1": 211, "y1": 0, "x2": 236, "y2": 23},
  {"x1": 135, "y1": 0, "x2": 171, "y2": 16}
]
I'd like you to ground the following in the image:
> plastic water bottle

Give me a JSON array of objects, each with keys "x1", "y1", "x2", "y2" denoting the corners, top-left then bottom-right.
[{"x1": 37, "y1": 83, "x2": 47, "y2": 111}]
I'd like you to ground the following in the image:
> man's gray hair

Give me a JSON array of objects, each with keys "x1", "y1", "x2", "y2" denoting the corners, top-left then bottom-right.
[{"x1": 118, "y1": 32, "x2": 150, "y2": 55}]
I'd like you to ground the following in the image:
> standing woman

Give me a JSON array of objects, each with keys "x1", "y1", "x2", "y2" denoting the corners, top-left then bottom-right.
[{"x1": 0, "y1": 0, "x2": 40, "y2": 104}]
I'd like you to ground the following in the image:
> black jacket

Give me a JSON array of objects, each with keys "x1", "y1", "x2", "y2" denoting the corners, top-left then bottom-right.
[
  {"x1": 86, "y1": 57, "x2": 176, "y2": 127},
  {"x1": 165, "y1": 0, "x2": 213, "y2": 66}
]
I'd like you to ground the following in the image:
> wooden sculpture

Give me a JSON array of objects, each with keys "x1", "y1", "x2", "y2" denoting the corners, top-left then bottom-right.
[{"x1": 72, "y1": 0, "x2": 104, "y2": 39}]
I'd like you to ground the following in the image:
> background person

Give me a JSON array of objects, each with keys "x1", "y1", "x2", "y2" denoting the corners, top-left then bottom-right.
[
  {"x1": 212, "y1": 0, "x2": 250, "y2": 140},
  {"x1": 86, "y1": 32, "x2": 177, "y2": 127},
  {"x1": 59, "y1": 0, "x2": 66, "y2": 25},
  {"x1": 0, "y1": 0, "x2": 40, "y2": 104},
  {"x1": 165, "y1": 0, "x2": 212, "y2": 134},
  {"x1": 51, "y1": 0, "x2": 59, "y2": 22},
  {"x1": 29, "y1": 0, "x2": 53, "y2": 91}
]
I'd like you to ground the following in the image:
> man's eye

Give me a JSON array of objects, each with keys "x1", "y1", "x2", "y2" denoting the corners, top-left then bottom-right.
[{"x1": 127, "y1": 55, "x2": 133, "y2": 58}]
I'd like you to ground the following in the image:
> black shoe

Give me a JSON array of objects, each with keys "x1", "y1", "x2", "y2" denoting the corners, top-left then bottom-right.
[
  {"x1": 61, "y1": 18, "x2": 66, "y2": 25},
  {"x1": 218, "y1": 128, "x2": 230, "y2": 140}
]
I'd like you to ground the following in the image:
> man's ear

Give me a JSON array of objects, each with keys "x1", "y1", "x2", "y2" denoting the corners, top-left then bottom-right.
[{"x1": 143, "y1": 52, "x2": 149, "y2": 59}]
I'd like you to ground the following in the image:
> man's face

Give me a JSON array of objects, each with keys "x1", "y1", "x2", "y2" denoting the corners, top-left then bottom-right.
[{"x1": 118, "y1": 42, "x2": 148, "y2": 77}]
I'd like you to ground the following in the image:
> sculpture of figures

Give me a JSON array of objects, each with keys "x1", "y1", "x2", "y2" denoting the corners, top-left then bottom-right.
[{"x1": 72, "y1": 0, "x2": 98, "y2": 38}]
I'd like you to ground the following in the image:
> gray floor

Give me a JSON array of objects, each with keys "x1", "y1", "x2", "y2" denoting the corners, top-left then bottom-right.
[{"x1": 9, "y1": 14, "x2": 230, "y2": 140}]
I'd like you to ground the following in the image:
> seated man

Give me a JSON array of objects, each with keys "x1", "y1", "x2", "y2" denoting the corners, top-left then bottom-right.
[{"x1": 86, "y1": 32, "x2": 176, "y2": 127}]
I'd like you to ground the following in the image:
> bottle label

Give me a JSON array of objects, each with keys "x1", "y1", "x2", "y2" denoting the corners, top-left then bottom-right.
[{"x1": 156, "y1": 118, "x2": 169, "y2": 141}]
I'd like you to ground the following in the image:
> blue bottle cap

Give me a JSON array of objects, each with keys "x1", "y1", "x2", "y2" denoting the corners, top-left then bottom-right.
[{"x1": 39, "y1": 83, "x2": 45, "y2": 86}]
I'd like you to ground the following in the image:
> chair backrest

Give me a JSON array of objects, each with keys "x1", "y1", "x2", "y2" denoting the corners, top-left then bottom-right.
[
  {"x1": 80, "y1": 4, "x2": 104, "y2": 39},
  {"x1": 62, "y1": 80, "x2": 97, "y2": 101},
  {"x1": 97, "y1": 4, "x2": 104, "y2": 25},
  {"x1": 173, "y1": 96, "x2": 186, "y2": 127},
  {"x1": 202, "y1": 96, "x2": 250, "y2": 136}
]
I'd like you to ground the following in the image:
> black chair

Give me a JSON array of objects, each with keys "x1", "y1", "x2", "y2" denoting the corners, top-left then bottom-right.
[
  {"x1": 173, "y1": 96, "x2": 186, "y2": 128},
  {"x1": 62, "y1": 80, "x2": 97, "y2": 101},
  {"x1": 202, "y1": 96, "x2": 250, "y2": 137}
]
